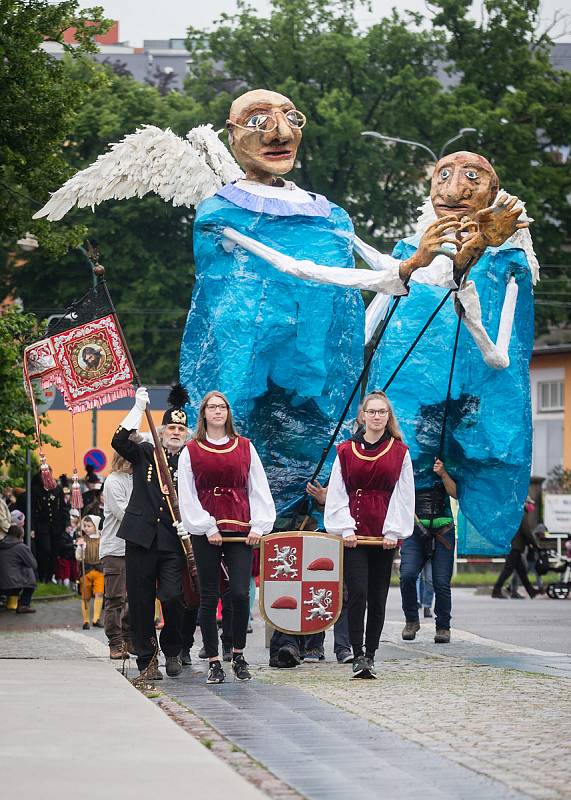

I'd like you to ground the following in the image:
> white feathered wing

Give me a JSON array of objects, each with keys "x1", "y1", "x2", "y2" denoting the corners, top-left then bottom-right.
[{"x1": 33, "y1": 124, "x2": 243, "y2": 221}]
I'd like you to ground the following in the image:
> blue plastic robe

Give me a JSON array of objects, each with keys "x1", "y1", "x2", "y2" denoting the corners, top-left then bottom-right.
[
  {"x1": 180, "y1": 186, "x2": 364, "y2": 505},
  {"x1": 366, "y1": 235, "x2": 534, "y2": 555}
]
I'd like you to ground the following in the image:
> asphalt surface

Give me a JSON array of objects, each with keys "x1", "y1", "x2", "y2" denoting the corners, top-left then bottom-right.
[{"x1": 2, "y1": 586, "x2": 569, "y2": 654}]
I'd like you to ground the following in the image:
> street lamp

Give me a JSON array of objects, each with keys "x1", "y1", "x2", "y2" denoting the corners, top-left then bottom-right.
[{"x1": 361, "y1": 127, "x2": 477, "y2": 161}]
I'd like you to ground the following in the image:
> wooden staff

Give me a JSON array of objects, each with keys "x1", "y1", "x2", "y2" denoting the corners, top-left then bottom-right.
[
  {"x1": 80, "y1": 544, "x2": 88, "y2": 613},
  {"x1": 356, "y1": 536, "x2": 390, "y2": 546},
  {"x1": 88, "y1": 255, "x2": 199, "y2": 599},
  {"x1": 220, "y1": 537, "x2": 260, "y2": 545}
]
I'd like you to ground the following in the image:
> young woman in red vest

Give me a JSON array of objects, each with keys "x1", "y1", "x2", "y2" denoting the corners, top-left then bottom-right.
[
  {"x1": 325, "y1": 391, "x2": 414, "y2": 679},
  {"x1": 178, "y1": 391, "x2": 275, "y2": 684}
]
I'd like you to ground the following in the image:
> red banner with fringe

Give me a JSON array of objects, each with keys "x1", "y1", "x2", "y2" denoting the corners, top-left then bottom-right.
[{"x1": 24, "y1": 314, "x2": 134, "y2": 414}]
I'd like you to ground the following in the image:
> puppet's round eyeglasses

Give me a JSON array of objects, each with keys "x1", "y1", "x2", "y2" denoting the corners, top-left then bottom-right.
[{"x1": 227, "y1": 109, "x2": 307, "y2": 134}]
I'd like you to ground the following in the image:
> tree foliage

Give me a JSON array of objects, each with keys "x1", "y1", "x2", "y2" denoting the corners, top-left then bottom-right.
[
  {"x1": 186, "y1": 0, "x2": 571, "y2": 328},
  {"x1": 0, "y1": 306, "x2": 58, "y2": 485},
  {"x1": 429, "y1": 0, "x2": 571, "y2": 329},
  {"x1": 0, "y1": 0, "x2": 112, "y2": 256},
  {"x1": 5, "y1": 66, "x2": 204, "y2": 382},
  {"x1": 3, "y1": 0, "x2": 570, "y2": 393}
]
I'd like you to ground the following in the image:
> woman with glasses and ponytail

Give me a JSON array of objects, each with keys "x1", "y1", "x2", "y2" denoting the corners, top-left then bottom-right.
[
  {"x1": 178, "y1": 391, "x2": 275, "y2": 684},
  {"x1": 325, "y1": 391, "x2": 414, "y2": 679}
]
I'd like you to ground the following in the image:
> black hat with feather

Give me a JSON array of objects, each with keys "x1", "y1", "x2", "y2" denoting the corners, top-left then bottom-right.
[{"x1": 162, "y1": 383, "x2": 190, "y2": 427}]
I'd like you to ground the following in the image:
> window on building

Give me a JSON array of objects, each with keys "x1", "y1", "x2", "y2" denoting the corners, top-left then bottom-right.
[{"x1": 538, "y1": 380, "x2": 564, "y2": 412}]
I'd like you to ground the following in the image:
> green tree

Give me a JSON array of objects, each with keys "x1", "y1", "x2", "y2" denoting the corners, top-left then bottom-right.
[
  {"x1": 0, "y1": 307, "x2": 58, "y2": 485},
  {"x1": 6, "y1": 66, "x2": 205, "y2": 382},
  {"x1": 186, "y1": 0, "x2": 446, "y2": 244},
  {"x1": 429, "y1": 0, "x2": 571, "y2": 331},
  {"x1": 186, "y1": 0, "x2": 570, "y2": 331},
  {"x1": 0, "y1": 0, "x2": 111, "y2": 256}
]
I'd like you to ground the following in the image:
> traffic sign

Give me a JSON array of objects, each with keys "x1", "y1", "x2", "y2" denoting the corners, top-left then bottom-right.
[{"x1": 84, "y1": 448, "x2": 107, "y2": 472}]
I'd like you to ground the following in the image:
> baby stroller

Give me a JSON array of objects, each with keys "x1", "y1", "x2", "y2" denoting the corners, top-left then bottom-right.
[{"x1": 536, "y1": 548, "x2": 571, "y2": 600}]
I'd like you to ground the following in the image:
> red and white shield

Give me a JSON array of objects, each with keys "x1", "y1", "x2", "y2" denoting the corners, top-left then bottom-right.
[{"x1": 260, "y1": 532, "x2": 343, "y2": 635}]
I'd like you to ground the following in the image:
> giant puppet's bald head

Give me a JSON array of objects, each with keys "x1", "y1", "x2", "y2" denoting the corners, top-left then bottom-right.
[
  {"x1": 226, "y1": 89, "x2": 304, "y2": 185},
  {"x1": 430, "y1": 151, "x2": 500, "y2": 219}
]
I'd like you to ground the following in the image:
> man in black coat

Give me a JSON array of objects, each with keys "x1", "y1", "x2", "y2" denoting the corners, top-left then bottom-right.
[
  {"x1": 28, "y1": 474, "x2": 69, "y2": 582},
  {"x1": 492, "y1": 497, "x2": 539, "y2": 599},
  {"x1": 112, "y1": 385, "x2": 191, "y2": 679}
]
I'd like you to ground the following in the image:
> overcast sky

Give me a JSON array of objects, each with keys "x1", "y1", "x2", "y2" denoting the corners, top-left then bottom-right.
[{"x1": 71, "y1": 0, "x2": 570, "y2": 45}]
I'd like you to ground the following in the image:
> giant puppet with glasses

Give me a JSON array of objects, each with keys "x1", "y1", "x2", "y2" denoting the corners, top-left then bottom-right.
[{"x1": 35, "y1": 90, "x2": 534, "y2": 547}]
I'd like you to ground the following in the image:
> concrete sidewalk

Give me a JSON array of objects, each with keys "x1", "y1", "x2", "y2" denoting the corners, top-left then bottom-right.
[{"x1": 1, "y1": 652, "x2": 265, "y2": 800}]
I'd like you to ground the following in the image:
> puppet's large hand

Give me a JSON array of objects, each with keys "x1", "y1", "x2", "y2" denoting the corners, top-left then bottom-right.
[
  {"x1": 475, "y1": 193, "x2": 529, "y2": 248},
  {"x1": 399, "y1": 216, "x2": 459, "y2": 282}
]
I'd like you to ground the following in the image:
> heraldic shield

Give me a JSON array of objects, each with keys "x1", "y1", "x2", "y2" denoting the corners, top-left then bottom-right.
[{"x1": 260, "y1": 532, "x2": 344, "y2": 635}]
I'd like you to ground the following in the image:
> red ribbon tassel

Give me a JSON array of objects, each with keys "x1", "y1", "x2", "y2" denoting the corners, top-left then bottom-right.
[
  {"x1": 71, "y1": 473, "x2": 84, "y2": 510},
  {"x1": 40, "y1": 457, "x2": 57, "y2": 490}
]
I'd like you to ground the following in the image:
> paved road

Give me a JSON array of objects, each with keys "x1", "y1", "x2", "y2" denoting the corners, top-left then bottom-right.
[
  {"x1": 2, "y1": 587, "x2": 569, "y2": 800},
  {"x1": 384, "y1": 588, "x2": 571, "y2": 654},
  {"x1": 5, "y1": 586, "x2": 569, "y2": 652}
]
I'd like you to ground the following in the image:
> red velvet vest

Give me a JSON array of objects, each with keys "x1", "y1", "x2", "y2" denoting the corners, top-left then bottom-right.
[
  {"x1": 337, "y1": 437, "x2": 408, "y2": 537},
  {"x1": 186, "y1": 437, "x2": 251, "y2": 533}
]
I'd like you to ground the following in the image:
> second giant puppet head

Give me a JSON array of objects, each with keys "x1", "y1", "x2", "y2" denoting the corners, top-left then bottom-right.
[
  {"x1": 430, "y1": 151, "x2": 500, "y2": 220},
  {"x1": 226, "y1": 89, "x2": 305, "y2": 185}
]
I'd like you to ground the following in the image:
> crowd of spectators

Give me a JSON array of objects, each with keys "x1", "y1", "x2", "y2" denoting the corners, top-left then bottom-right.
[{"x1": 0, "y1": 467, "x2": 105, "y2": 613}]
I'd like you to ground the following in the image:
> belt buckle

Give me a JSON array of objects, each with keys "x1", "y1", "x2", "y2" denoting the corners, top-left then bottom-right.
[{"x1": 213, "y1": 487, "x2": 222, "y2": 497}]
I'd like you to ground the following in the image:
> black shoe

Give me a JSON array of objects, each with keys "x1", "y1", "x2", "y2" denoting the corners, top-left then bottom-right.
[
  {"x1": 247, "y1": 622, "x2": 253, "y2": 634},
  {"x1": 423, "y1": 607, "x2": 433, "y2": 618},
  {"x1": 222, "y1": 643, "x2": 233, "y2": 662},
  {"x1": 206, "y1": 660, "x2": 225, "y2": 684},
  {"x1": 528, "y1": 588, "x2": 538, "y2": 599},
  {"x1": 269, "y1": 656, "x2": 281, "y2": 668},
  {"x1": 232, "y1": 653, "x2": 252, "y2": 681},
  {"x1": 82, "y1": 622, "x2": 90, "y2": 630},
  {"x1": 510, "y1": 592, "x2": 525, "y2": 599},
  {"x1": 278, "y1": 645, "x2": 301, "y2": 668},
  {"x1": 165, "y1": 655, "x2": 182, "y2": 677},
  {"x1": 180, "y1": 649, "x2": 192, "y2": 666},
  {"x1": 303, "y1": 649, "x2": 323, "y2": 663},
  {"x1": 491, "y1": 590, "x2": 507, "y2": 598},
  {"x1": 93, "y1": 619, "x2": 104, "y2": 628},
  {"x1": 16, "y1": 606, "x2": 36, "y2": 614},
  {"x1": 364, "y1": 656, "x2": 377, "y2": 679},
  {"x1": 351, "y1": 655, "x2": 369, "y2": 679},
  {"x1": 336, "y1": 649, "x2": 354, "y2": 664},
  {"x1": 198, "y1": 646, "x2": 208, "y2": 659}
]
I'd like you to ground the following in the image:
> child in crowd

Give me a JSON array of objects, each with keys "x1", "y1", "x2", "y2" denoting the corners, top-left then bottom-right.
[
  {"x1": 76, "y1": 514, "x2": 103, "y2": 629},
  {"x1": 56, "y1": 508, "x2": 80, "y2": 588},
  {"x1": 0, "y1": 520, "x2": 38, "y2": 613}
]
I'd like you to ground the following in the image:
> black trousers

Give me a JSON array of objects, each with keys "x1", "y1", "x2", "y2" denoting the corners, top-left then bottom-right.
[
  {"x1": 35, "y1": 531, "x2": 58, "y2": 582},
  {"x1": 181, "y1": 584, "x2": 233, "y2": 650},
  {"x1": 125, "y1": 540, "x2": 185, "y2": 671},
  {"x1": 344, "y1": 546, "x2": 395, "y2": 658},
  {"x1": 493, "y1": 549, "x2": 535, "y2": 596},
  {"x1": 181, "y1": 606, "x2": 199, "y2": 650},
  {"x1": 192, "y1": 535, "x2": 252, "y2": 658}
]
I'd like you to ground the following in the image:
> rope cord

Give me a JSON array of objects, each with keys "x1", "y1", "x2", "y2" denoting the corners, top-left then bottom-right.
[
  {"x1": 438, "y1": 313, "x2": 462, "y2": 460},
  {"x1": 382, "y1": 289, "x2": 453, "y2": 392},
  {"x1": 426, "y1": 313, "x2": 463, "y2": 532},
  {"x1": 308, "y1": 291, "x2": 405, "y2": 485}
]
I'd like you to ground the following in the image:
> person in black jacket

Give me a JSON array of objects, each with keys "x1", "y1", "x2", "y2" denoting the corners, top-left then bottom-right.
[
  {"x1": 111, "y1": 385, "x2": 192, "y2": 680},
  {"x1": 0, "y1": 524, "x2": 38, "y2": 613},
  {"x1": 492, "y1": 497, "x2": 538, "y2": 599},
  {"x1": 26, "y1": 474, "x2": 69, "y2": 582}
]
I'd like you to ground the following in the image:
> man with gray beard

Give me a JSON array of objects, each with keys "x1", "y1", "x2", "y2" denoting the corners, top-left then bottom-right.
[{"x1": 112, "y1": 384, "x2": 191, "y2": 681}]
